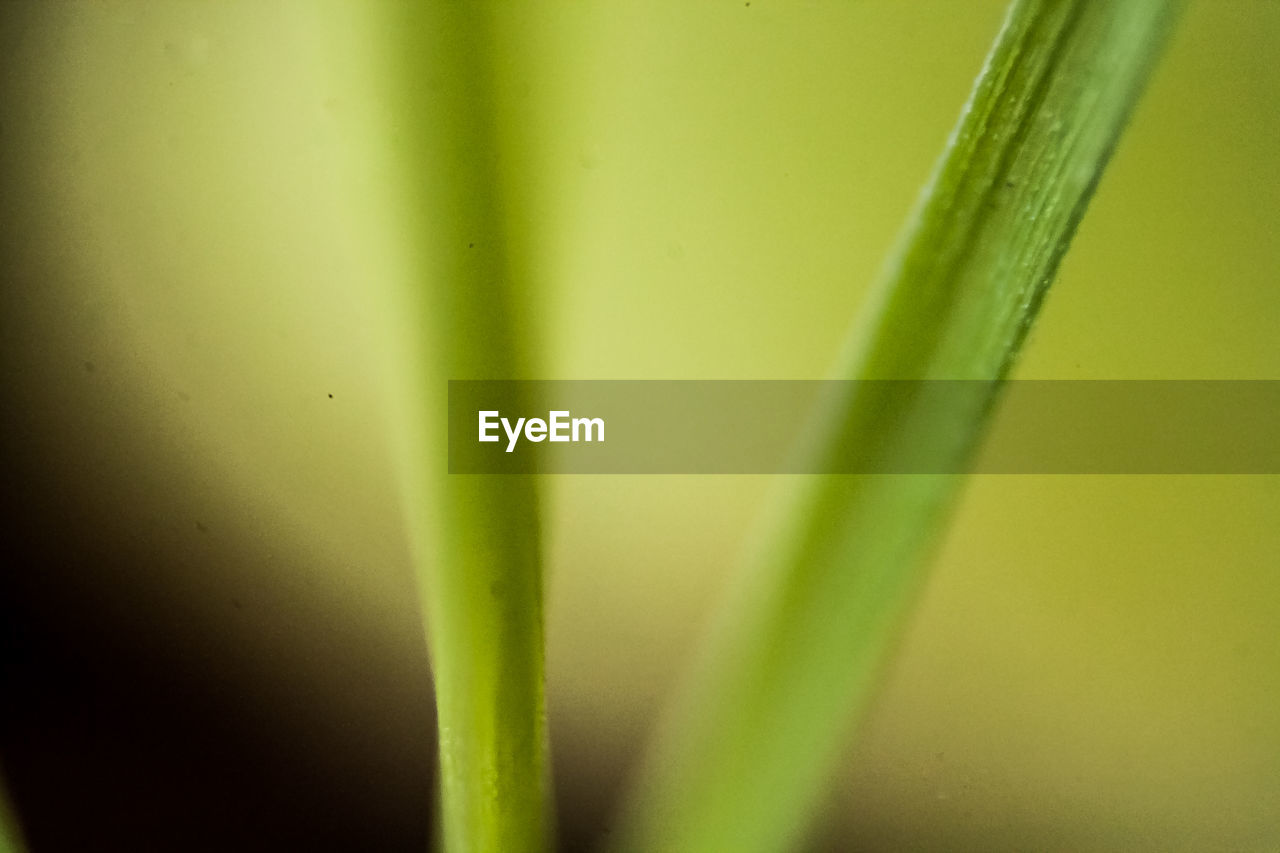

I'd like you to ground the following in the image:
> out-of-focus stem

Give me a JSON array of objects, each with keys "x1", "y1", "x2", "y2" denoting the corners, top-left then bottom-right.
[{"x1": 384, "y1": 5, "x2": 549, "y2": 851}]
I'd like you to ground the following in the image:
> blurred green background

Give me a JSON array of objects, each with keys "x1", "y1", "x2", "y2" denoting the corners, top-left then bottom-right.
[{"x1": 0, "y1": 2, "x2": 1276, "y2": 850}]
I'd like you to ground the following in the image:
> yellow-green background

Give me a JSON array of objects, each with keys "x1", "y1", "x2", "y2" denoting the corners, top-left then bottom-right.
[{"x1": 1, "y1": 2, "x2": 1276, "y2": 849}]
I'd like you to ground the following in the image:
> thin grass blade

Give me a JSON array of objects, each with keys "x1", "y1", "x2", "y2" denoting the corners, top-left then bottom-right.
[{"x1": 614, "y1": 2, "x2": 1183, "y2": 851}]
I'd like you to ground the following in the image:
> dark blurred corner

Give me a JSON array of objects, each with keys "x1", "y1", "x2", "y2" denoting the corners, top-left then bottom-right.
[{"x1": 0, "y1": 7, "x2": 436, "y2": 851}]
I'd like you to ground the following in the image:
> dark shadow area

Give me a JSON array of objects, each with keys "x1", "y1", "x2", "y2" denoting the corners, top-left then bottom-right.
[{"x1": 0, "y1": 480, "x2": 437, "y2": 853}]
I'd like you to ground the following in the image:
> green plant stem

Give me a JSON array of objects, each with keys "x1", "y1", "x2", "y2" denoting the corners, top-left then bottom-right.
[
  {"x1": 0, "y1": 779, "x2": 25, "y2": 853},
  {"x1": 614, "y1": 2, "x2": 1182, "y2": 851},
  {"x1": 387, "y1": 5, "x2": 549, "y2": 852}
]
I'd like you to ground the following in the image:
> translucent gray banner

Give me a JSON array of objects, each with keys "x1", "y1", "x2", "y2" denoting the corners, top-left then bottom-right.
[{"x1": 447, "y1": 381, "x2": 1280, "y2": 474}]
